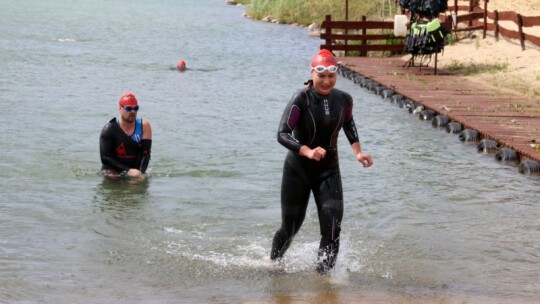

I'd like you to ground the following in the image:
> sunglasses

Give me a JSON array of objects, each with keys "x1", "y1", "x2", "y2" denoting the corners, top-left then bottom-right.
[
  {"x1": 311, "y1": 65, "x2": 338, "y2": 73},
  {"x1": 122, "y1": 105, "x2": 139, "y2": 112}
]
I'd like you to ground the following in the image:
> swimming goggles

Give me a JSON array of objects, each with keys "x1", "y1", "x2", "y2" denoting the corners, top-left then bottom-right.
[
  {"x1": 311, "y1": 65, "x2": 338, "y2": 73},
  {"x1": 122, "y1": 105, "x2": 139, "y2": 112}
]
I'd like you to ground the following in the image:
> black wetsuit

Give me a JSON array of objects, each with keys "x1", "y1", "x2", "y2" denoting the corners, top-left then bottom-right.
[
  {"x1": 271, "y1": 85, "x2": 360, "y2": 272},
  {"x1": 99, "y1": 117, "x2": 151, "y2": 175}
]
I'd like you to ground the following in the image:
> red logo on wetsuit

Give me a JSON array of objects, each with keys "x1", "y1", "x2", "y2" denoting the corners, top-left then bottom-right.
[{"x1": 116, "y1": 143, "x2": 126, "y2": 156}]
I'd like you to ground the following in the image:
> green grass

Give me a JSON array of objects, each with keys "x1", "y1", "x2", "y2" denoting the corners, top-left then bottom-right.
[
  {"x1": 445, "y1": 60, "x2": 509, "y2": 75},
  {"x1": 242, "y1": 0, "x2": 387, "y2": 26}
]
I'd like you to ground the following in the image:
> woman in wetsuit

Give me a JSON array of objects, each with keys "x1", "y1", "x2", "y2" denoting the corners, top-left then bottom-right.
[
  {"x1": 100, "y1": 92, "x2": 152, "y2": 180},
  {"x1": 270, "y1": 49, "x2": 373, "y2": 273}
]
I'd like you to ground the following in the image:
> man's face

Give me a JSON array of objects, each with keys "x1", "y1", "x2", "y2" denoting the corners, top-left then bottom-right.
[{"x1": 119, "y1": 104, "x2": 138, "y2": 123}]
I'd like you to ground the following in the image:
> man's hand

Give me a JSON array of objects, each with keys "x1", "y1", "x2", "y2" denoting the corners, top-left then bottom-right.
[{"x1": 126, "y1": 168, "x2": 145, "y2": 180}]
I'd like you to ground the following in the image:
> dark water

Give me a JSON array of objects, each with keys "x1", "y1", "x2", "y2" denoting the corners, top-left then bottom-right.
[{"x1": 1, "y1": 0, "x2": 539, "y2": 303}]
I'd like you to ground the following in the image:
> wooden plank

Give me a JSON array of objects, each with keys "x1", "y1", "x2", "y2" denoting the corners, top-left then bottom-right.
[
  {"x1": 447, "y1": 5, "x2": 472, "y2": 12},
  {"x1": 320, "y1": 33, "x2": 399, "y2": 41},
  {"x1": 521, "y1": 15, "x2": 540, "y2": 27},
  {"x1": 455, "y1": 11, "x2": 485, "y2": 22},
  {"x1": 524, "y1": 33, "x2": 540, "y2": 47},
  {"x1": 453, "y1": 25, "x2": 484, "y2": 32},
  {"x1": 497, "y1": 11, "x2": 518, "y2": 21},
  {"x1": 321, "y1": 20, "x2": 394, "y2": 30},
  {"x1": 321, "y1": 44, "x2": 405, "y2": 52},
  {"x1": 498, "y1": 26, "x2": 521, "y2": 40}
]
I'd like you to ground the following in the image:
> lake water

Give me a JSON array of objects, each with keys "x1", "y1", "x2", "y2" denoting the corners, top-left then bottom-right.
[{"x1": 1, "y1": 1, "x2": 539, "y2": 303}]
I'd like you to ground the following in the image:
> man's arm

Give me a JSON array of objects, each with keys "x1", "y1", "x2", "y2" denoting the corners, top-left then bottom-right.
[{"x1": 139, "y1": 119, "x2": 152, "y2": 173}]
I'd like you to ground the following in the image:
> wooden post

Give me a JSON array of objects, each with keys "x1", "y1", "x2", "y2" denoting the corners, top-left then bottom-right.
[
  {"x1": 434, "y1": 52, "x2": 438, "y2": 75},
  {"x1": 454, "y1": 0, "x2": 458, "y2": 16},
  {"x1": 468, "y1": 0, "x2": 473, "y2": 27},
  {"x1": 447, "y1": 13, "x2": 459, "y2": 42},
  {"x1": 483, "y1": 0, "x2": 488, "y2": 38},
  {"x1": 494, "y1": 10, "x2": 499, "y2": 40},
  {"x1": 345, "y1": 0, "x2": 349, "y2": 21},
  {"x1": 517, "y1": 14, "x2": 525, "y2": 50},
  {"x1": 345, "y1": 0, "x2": 349, "y2": 56},
  {"x1": 361, "y1": 16, "x2": 367, "y2": 57},
  {"x1": 445, "y1": 14, "x2": 452, "y2": 32},
  {"x1": 324, "y1": 15, "x2": 332, "y2": 50}
]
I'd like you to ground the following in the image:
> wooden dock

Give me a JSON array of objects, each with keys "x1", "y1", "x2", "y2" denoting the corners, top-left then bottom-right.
[{"x1": 338, "y1": 56, "x2": 540, "y2": 167}]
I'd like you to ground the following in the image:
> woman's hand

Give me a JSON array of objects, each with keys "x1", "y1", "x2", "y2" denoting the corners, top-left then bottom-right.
[
  {"x1": 356, "y1": 152, "x2": 373, "y2": 168},
  {"x1": 299, "y1": 146, "x2": 326, "y2": 161}
]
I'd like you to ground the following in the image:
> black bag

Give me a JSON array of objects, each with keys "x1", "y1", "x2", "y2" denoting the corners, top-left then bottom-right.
[{"x1": 401, "y1": 0, "x2": 449, "y2": 18}]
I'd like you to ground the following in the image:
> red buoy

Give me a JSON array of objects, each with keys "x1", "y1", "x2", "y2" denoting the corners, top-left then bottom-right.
[{"x1": 176, "y1": 60, "x2": 186, "y2": 71}]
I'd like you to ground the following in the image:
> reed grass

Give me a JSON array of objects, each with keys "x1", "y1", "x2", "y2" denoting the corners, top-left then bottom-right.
[{"x1": 242, "y1": 0, "x2": 388, "y2": 26}]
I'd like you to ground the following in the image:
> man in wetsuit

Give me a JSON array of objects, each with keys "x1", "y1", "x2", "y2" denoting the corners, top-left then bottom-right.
[
  {"x1": 270, "y1": 49, "x2": 373, "y2": 273},
  {"x1": 100, "y1": 92, "x2": 152, "y2": 180}
]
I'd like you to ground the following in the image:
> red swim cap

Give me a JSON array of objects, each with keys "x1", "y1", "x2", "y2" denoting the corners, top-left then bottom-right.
[
  {"x1": 310, "y1": 49, "x2": 337, "y2": 68},
  {"x1": 177, "y1": 60, "x2": 186, "y2": 71},
  {"x1": 119, "y1": 92, "x2": 138, "y2": 106}
]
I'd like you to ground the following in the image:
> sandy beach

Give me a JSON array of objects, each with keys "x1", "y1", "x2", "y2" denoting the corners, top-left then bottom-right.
[{"x1": 432, "y1": 0, "x2": 540, "y2": 101}]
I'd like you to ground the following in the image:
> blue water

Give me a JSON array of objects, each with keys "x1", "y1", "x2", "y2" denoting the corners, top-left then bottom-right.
[{"x1": 1, "y1": 0, "x2": 539, "y2": 303}]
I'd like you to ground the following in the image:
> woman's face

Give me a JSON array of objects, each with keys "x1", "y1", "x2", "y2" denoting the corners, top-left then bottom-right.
[{"x1": 311, "y1": 70, "x2": 337, "y2": 95}]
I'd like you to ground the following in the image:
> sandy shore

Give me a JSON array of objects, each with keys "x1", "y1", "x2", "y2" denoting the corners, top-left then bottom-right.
[
  {"x1": 487, "y1": 0, "x2": 540, "y2": 14},
  {"x1": 431, "y1": 0, "x2": 540, "y2": 101}
]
